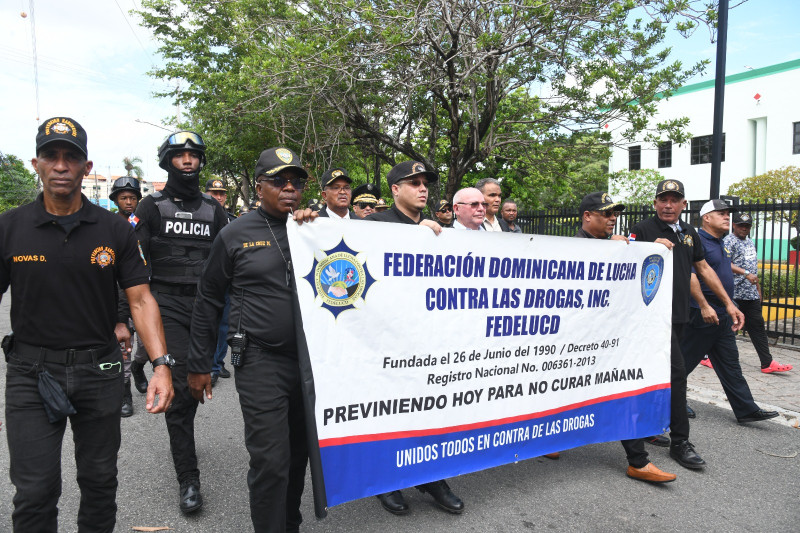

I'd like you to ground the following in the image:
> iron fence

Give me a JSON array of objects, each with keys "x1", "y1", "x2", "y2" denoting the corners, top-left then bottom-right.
[{"x1": 517, "y1": 197, "x2": 800, "y2": 347}]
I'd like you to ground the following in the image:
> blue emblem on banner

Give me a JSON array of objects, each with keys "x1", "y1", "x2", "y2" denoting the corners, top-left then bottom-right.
[
  {"x1": 641, "y1": 254, "x2": 664, "y2": 306},
  {"x1": 303, "y1": 239, "x2": 376, "y2": 318}
]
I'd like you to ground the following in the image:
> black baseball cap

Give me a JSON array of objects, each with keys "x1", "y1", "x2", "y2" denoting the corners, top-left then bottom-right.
[
  {"x1": 320, "y1": 167, "x2": 353, "y2": 189},
  {"x1": 578, "y1": 192, "x2": 625, "y2": 215},
  {"x1": 352, "y1": 183, "x2": 380, "y2": 204},
  {"x1": 732, "y1": 212, "x2": 753, "y2": 225},
  {"x1": 36, "y1": 117, "x2": 88, "y2": 157},
  {"x1": 386, "y1": 160, "x2": 438, "y2": 187},
  {"x1": 254, "y1": 147, "x2": 308, "y2": 180},
  {"x1": 205, "y1": 178, "x2": 226, "y2": 192},
  {"x1": 655, "y1": 179, "x2": 685, "y2": 198},
  {"x1": 436, "y1": 199, "x2": 452, "y2": 212}
]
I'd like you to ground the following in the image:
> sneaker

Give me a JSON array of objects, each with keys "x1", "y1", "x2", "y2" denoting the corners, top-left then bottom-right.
[
  {"x1": 762, "y1": 361, "x2": 793, "y2": 373},
  {"x1": 700, "y1": 357, "x2": 713, "y2": 369}
]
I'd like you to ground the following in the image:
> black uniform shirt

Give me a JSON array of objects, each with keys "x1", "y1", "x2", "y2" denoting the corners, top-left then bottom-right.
[
  {"x1": 0, "y1": 194, "x2": 149, "y2": 349},
  {"x1": 630, "y1": 216, "x2": 704, "y2": 324},
  {"x1": 188, "y1": 208, "x2": 296, "y2": 373},
  {"x1": 366, "y1": 205, "x2": 424, "y2": 225}
]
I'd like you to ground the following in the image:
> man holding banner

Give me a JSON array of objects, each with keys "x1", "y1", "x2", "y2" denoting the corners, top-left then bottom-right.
[
  {"x1": 367, "y1": 161, "x2": 463, "y2": 515},
  {"x1": 576, "y1": 192, "x2": 676, "y2": 484}
]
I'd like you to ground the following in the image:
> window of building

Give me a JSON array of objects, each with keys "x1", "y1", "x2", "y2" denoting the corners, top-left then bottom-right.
[
  {"x1": 658, "y1": 141, "x2": 672, "y2": 168},
  {"x1": 793, "y1": 122, "x2": 800, "y2": 154},
  {"x1": 690, "y1": 134, "x2": 725, "y2": 165},
  {"x1": 628, "y1": 145, "x2": 641, "y2": 170}
]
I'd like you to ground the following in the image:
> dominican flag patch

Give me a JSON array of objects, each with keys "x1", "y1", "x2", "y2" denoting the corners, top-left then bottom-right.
[
  {"x1": 128, "y1": 214, "x2": 139, "y2": 227},
  {"x1": 629, "y1": 233, "x2": 636, "y2": 241}
]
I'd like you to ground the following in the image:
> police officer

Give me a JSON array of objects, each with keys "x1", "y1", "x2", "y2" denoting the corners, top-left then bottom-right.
[
  {"x1": 204, "y1": 178, "x2": 235, "y2": 384},
  {"x1": 133, "y1": 131, "x2": 228, "y2": 513},
  {"x1": 188, "y1": 147, "x2": 316, "y2": 532},
  {"x1": 109, "y1": 176, "x2": 149, "y2": 415},
  {"x1": 433, "y1": 199, "x2": 454, "y2": 227},
  {"x1": 351, "y1": 182, "x2": 380, "y2": 219},
  {"x1": 0, "y1": 117, "x2": 173, "y2": 532},
  {"x1": 318, "y1": 167, "x2": 356, "y2": 219},
  {"x1": 367, "y1": 161, "x2": 465, "y2": 515}
]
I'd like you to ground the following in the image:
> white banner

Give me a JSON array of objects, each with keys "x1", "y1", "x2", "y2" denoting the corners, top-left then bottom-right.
[{"x1": 288, "y1": 218, "x2": 673, "y2": 507}]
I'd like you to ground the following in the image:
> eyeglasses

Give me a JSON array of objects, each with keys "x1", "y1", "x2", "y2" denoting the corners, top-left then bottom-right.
[
  {"x1": 397, "y1": 178, "x2": 429, "y2": 188},
  {"x1": 258, "y1": 176, "x2": 307, "y2": 190},
  {"x1": 325, "y1": 185, "x2": 351, "y2": 193},
  {"x1": 457, "y1": 201, "x2": 488, "y2": 209},
  {"x1": 355, "y1": 202, "x2": 375, "y2": 209},
  {"x1": 594, "y1": 210, "x2": 621, "y2": 218},
  {"x1": 167, "y1": 131, "x2": 205, "y2": 148}
]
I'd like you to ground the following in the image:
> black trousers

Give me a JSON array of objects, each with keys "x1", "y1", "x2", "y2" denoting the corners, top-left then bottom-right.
[
  {"x1": 235, "y1": 346, "x2": 308, "y2": 533},
  {"x1": 154, "y1": 291, "x2": 200, "y2": 483},
  {"x1": 669, "y1": 323, "x2": 691, "y2": 443},
  {"x1": 5, "y1": 347, "x2": 123, "y2": 533},
  {"x1": 620, "y1": 439, "x2": 648, "y2": 468},
  {"x1": 735, "y1": 298, "x2": 773, "y2": 368},
  {"x1": 681, "y1": 309, "x2": 759, "y2": 418}
]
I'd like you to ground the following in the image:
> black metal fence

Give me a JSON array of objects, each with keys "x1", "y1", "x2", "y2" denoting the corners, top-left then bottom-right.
[{"x1": 517, "y1": 197, "x2": 800, "y2": 347}]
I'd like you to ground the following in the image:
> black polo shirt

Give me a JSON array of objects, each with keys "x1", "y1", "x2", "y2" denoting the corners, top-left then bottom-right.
[
  {"x1": 0, "y1": 194, "x2": 149, "y2": 349},
  {"x1": 188, "y1": 208, "x2": 296, "y2": 373},
  {"x1": 690, "y1": 227, "x2": 734, "y2": 314},
  {"x1": 366, "y1": 205, "x2": 424, "y2": 225},
  {"x1": 630, "y1": 216, "x2": 704, "y2": 324}
]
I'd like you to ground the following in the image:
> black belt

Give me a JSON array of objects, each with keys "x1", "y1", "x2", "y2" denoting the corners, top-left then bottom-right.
[
  {"x1": 13, "y1": 341, "x2": 118, "y2": 365},
  {"x1": 150, "y1": 281, "x2": 197, "y2": 296}
]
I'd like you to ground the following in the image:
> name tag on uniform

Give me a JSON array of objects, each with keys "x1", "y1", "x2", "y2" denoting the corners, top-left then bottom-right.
[
  {"x1": 175, "y1": 212, "x2": 193, "y2": 219},
  {"x1": 161, "y1": 218, "x2": 213, "y2": 239}
]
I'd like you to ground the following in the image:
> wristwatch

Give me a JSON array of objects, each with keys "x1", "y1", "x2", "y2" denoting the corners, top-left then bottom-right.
[{"x1": 151, "y1": 354, "x2": 176, "y2": 370}]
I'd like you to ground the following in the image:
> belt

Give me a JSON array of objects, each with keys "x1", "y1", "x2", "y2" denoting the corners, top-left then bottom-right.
[
  {"x1": 13, "y1": 341, "x2": 118, "y2": 365},
  {"x1": 150, "y1": 281, "x2": 197, "y2": 296}
]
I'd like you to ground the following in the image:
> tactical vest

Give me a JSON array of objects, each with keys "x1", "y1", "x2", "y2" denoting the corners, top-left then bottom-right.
[{"x1": 148, "y1": 191, "x2": 217, "y2": 285}]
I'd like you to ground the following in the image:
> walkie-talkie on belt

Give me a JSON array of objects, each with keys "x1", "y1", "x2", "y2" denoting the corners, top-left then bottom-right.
[{"x1": 229, "y1": 288, "x2": 247, "y2": 367}]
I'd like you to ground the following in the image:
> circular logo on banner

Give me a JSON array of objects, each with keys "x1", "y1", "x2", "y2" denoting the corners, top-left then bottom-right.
[{"x1": 303, "y1": 239, "x2": 376, "y2": 319}]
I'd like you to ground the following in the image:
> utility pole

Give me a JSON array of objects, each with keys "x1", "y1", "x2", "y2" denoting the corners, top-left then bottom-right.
[{"x1": 709, "y1": 0, "x2": 729, "y2": 199}]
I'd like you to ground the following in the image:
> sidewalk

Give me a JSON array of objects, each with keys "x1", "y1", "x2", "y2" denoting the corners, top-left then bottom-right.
[{"x1": 687, "y1": 337, "x2": 800, "y2": 427}]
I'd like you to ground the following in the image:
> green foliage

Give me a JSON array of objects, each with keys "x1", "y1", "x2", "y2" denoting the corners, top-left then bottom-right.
[
  {"x1": 136, "y1": 0, "x2": 718, "y2": 206},
  {"x1": 790, "y1": 236, "x2": 799, "y2": 251},
  {"x1": 726, "y1": 166, "x2": 800, "y2": 200},
  {"x1": 0, "y1": 152, "x2": 37, "y2": 213},
  {"x1": 123, "y1": 156, "x2": 144, "y2": 178},
  {"x1": 760, "y1": 268, "x2": 800, "y2": 299},
  {"x1": 609, "y1": 169, "x2": 666, "y2": 205}
]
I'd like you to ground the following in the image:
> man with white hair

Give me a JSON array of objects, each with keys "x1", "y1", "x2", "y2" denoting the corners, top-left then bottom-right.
[{"x1": 452, "y1": 187, "x2": 487, "y2": 230}]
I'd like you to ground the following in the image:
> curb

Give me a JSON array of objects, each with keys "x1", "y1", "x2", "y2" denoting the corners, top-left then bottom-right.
[{"x1": 687, "y1": 384, "x2": 800, "y2": 429}]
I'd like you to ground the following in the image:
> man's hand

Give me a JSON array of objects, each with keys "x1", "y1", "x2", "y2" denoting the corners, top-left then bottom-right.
[
  {"x1": 654, "y1": 237, "x2": 674, "y2": 250},
  {"x1": 146, "y1": 366, "x2": 174, "y2": 414},
  {"x1": 188, "y1": 372, "x2": 213, "y2": 403},
  {"x1": 727, "y1": 303, "x2": 745, "y2": 332},
  {"x1": 293, "y1": 208, "x2": 319, "y2": 225},
  {"x1": 114, "y1": 322, "x2": 132, "y2": 356},
  {"x1": 420, "y1": 219, "x2": 443, "y2": 235},
  {"x1": 610, "y1": 235, "x2": 629, "y2": 244},
  {"x1": 700, "y1": 304, "x2": 719, "y2": 325},
  {"x1": 745, "y1": 273, "x2": 758, "y2": 285}
]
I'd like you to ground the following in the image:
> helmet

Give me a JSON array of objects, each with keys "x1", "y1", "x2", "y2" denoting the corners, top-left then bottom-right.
[
  {"x1": 157, "y1": 131, "x2": 207, "y2": 173},
  {"x1": 109, "y1": 176, "x2": 142, "y2": 202}
]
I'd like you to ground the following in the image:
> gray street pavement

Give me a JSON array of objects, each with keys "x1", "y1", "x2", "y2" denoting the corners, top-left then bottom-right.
[{"x1": 1, "y1": 295, "x2": 798, "y2": 532}]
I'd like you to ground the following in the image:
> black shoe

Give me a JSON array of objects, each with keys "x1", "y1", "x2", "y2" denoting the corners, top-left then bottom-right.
[
  {"x1": 130, "y1": 361, "x2": 148, "y2": 393},
  {"x1": 669, "y1": 440, "x2": 706, "y2": 470},
  {"x1": 376, "y1": 491, "x2": 408, "y2": 515},
  {"x1": 179, "y1": 479, "x2": 203, "y2": 514},
  {"x1": 417, "y1": 480, "x2": 464, "y2": 514},
  {"x1": 644, "y1": 434, "x2": 670, "y2": 447},
  {"x1": 737, "y1": 409, "x2": 779, "y2": 424},
  {"x1": 121, "y1": 381, "x2": 133, "y2": 418},
  {"x1": 686, "y1": 404, "x2": 696, "y2": 418},
  {"x1": 210, "y1": 372, "x2": 219, "y2": 387},
  {"x1": 218, "y1": 364, "x2": 231, "y2": 378}
]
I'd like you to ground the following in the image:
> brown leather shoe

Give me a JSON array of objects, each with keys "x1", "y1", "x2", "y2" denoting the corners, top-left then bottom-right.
[
  {"x1": 543, "y1": 452, "x2": 560, "y2": 459},
  {"x1": 626, "y1": 462, "x2": 677, "y2": 483}
]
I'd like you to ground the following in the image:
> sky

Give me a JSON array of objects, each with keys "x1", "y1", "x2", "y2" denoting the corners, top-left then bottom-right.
[{"x1": 1, "y1": 0, "x2": 798, "y2": 182}]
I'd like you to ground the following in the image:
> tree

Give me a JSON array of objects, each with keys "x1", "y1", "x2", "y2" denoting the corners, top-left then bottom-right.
[
  {"x1": 138, "y1": 1, "x2": 724, "y2": 203},
  {"x1": 0, "y1": 152, "x2": 38, "y2": 213},
  {"x1": 122, "y1": 156, "x2": 144, "y2": 178},
  {"x1": 609, "y1": 168, "x2": 666, "y2": 206},
  {"x1": 726, "y1": 166, "x2": 800, "y2": 200}
]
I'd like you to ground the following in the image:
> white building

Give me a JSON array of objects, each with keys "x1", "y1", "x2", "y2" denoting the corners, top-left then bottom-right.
[{"x1": 608, "y1": 59, "x2": 800, "y2": 201}]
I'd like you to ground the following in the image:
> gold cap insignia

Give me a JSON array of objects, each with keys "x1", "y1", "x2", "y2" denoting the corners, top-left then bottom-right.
[{"x1": 276, "y1": 148, "x2": 293, "y2": 164}]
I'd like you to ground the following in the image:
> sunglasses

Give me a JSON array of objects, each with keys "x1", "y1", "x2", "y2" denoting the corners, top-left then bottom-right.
[
  {"x1": 355, "y1": 202, "x2": 376, "y2": 209},
  {"x1": 258, "y1": 176, "x2": 307, "y2": 190},
  {"x1": 397, "y1": 178, "x2": 429, "y2": 188},
  {"x1": 457, "y1": 201, "x2": 488, "y2": 209},
  {"x1": 167, "y1": 131, "x2": 205, "y2": 147},
  {"x1": 438, "y1": 207, "x2": 452, "y2": 213},
  {"x1": 594, "y1": 210, "x2": 621, "y2": 218}
]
